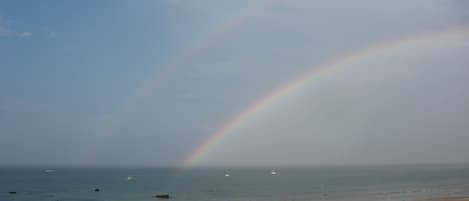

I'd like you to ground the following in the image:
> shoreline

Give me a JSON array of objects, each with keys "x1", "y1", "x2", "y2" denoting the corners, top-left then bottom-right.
[{"x1": 419, "y1": 196, "x2": 469, "y2": 201}]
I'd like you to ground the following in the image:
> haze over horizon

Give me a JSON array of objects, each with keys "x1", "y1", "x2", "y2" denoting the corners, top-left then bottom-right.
[{"x1": 1, "y1": 0, "x2": 469, "y2": 167}]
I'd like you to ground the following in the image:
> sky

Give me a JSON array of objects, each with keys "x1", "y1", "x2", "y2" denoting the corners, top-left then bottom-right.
[{"x1": 0, "y1": 0, "x2": 469, "y2": 167}]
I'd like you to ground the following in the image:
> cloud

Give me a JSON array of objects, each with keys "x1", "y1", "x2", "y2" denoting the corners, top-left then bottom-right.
[
  {"x1": 0, "y1": 16, "x2": 32, "y2": 38},
  {"x1": 47, "y1": 31, "x2": 56, "y2": 38},
  {"x1": 18, "y1": 31, "x2": 31, "y2": 37},
  {"x1": 0, "y1": 26, "x2": 31, "y2": 38}
]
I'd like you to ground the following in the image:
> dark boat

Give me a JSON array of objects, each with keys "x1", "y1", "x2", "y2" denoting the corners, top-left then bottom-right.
[{"x1": 155, "y1": 194, "x2": 170, "y2": 199}]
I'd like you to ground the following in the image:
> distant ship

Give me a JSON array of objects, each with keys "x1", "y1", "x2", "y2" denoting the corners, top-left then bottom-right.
[{"x1": 44, "y1": 169, "x2": 56, "y2": 173}]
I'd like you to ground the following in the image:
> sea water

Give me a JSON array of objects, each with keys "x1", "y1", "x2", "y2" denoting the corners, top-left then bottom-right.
[{"x1": 1, "y1": 164, "x2": 469, "y2": 201}]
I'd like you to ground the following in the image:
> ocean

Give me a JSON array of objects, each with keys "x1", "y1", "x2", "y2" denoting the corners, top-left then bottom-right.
[{"x1": 1, "y1": 164, "x2": 469, "y2": 201}]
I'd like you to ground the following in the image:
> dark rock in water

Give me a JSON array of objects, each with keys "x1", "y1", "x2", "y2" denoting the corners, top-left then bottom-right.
[
  {"x1": 94, "y1": 188, "x2": 100, "y2": 192},
  {"x1": 155, "y1": 194, "x2": 170, "y2": 199},
  {"x1": 8, "y1": 191, "x2": 17, "y2": 194}
]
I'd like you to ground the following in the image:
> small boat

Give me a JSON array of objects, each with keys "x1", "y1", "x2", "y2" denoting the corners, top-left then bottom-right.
[
  {"x1": 155, "y1": 194, "x2": 170, "y2": 199},
  {"x1": 271, "y1": 171, "x2": 277, "y2": 175},
  {"x1": 44, "y1": 169, "x2": 56, "y2": 173},
  {"x1": 127, "y1": 176, "x2": 133, "y2": 181},
  {"x1": 225, "y1": 174, "x2": 230, "y2": 177}
]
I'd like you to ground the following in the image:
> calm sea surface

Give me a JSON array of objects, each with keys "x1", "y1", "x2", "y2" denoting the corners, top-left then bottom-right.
[{"x1": 1, "y1": 165, "x2": 469, "y2": 201}]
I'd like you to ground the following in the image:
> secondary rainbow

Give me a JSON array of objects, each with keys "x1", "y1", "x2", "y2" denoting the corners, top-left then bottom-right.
[{"x1": 182, "y1": 25, "x2": 469, "y2": 167}]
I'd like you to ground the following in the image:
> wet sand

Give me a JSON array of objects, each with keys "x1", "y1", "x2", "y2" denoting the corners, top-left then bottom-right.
[{"x1": 420, "y1": 196, "x2": 469, "y2": 201}]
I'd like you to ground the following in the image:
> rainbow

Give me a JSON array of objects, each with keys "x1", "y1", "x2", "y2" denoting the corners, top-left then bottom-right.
[
  {"x1": 77, "y1": 0, "x2": 275, "y2": 164},
  {"x1": 182, "y1": 25, "x2": 469, "y2": 167}
]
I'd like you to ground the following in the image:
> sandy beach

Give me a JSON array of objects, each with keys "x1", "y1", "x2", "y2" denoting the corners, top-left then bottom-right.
[{"x1": 420, "y1": 197, "x2": 469, "y2": 201}]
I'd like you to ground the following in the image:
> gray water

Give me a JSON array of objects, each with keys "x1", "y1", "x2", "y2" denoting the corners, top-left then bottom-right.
[{"x1": 1, "y1": 164, "x2": 469, "y2": 201}]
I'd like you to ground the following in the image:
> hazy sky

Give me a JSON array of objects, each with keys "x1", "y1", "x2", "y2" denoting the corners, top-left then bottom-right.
[{"x1": 1, "y1": 0, "x2": 469, "y2": 166}]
